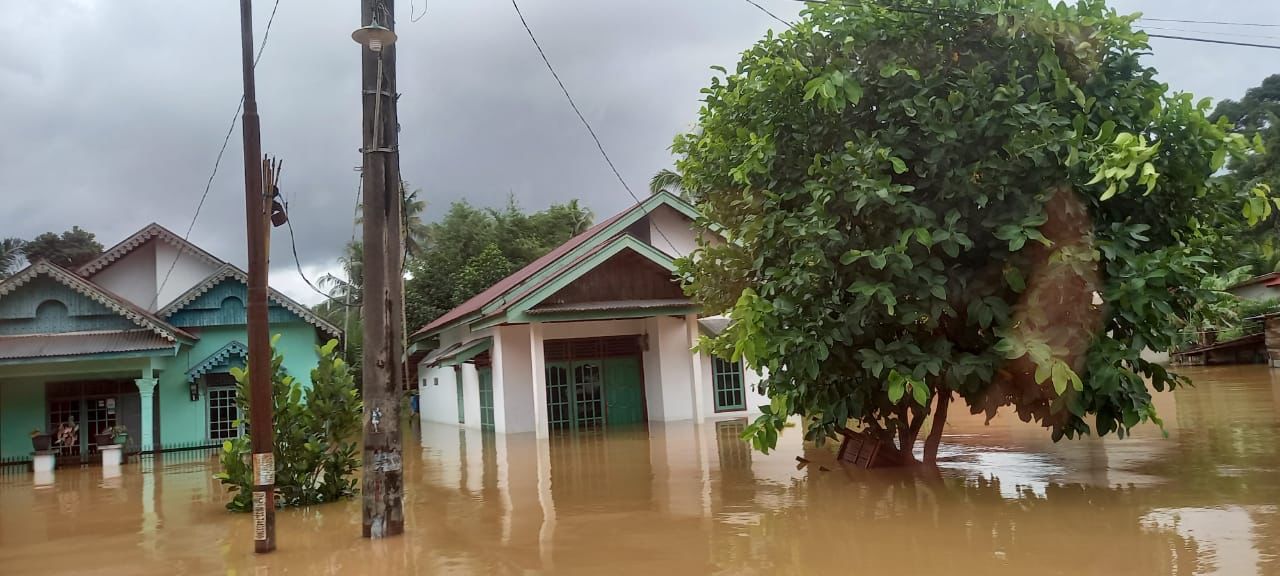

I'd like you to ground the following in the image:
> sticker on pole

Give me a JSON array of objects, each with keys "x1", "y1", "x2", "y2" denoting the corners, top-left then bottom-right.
[
  {"x1": 253, "y1": 452, "x2": 275, "y2": 485},
  {"x1": 253, "y1": 491, "x2": 268, "y2": 541}
]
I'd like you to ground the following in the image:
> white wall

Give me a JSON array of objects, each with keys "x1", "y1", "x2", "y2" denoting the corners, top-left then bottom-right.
[
  {"x1": 418, "y1": 363, "x2": 486, "y2": 429},
  {"x1": 90, "y1": 242, "x2": 157, "y2": 309},
  {"x1": 647, "y1": 205, "x2": 698, "y2": 258},
  {"x1": 496, "y1": 324, "x2": 535, "y2": 433},
  {"x1": 154, "y1": 242, "x2": 220, "y2": 309},
  {"x1": 421, "y1": 316, "x2": 754, "y2": 433},
  {"x1": 1231, "y1": 282, "x2": 1279, "y2": 302},
  {"x1": 650, "y1": 315, "x2": 696, "y2": 421}
]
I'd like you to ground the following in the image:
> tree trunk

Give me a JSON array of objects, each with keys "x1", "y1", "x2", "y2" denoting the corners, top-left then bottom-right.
[{"x1": 922, "y1": 389, "x2": 951, "y2": 465}]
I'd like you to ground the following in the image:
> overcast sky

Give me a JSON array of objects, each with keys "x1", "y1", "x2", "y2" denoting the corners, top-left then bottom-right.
[{"x1": 2, "y1": 0, "x2": 1277, "y2": 306}]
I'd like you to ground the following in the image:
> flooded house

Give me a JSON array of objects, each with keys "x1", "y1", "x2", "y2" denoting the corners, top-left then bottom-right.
[
  {"x1": 409, "y1": 191, "x2": 767, "y2": 437},
  {"x1": 0, "y1": 224, "x2": 340, "y2": 465}
]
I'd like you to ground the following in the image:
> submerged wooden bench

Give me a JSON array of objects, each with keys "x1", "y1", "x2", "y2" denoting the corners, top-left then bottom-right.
[{"x1": 836, "y1": 428, "x2": 900, "y2": 469}]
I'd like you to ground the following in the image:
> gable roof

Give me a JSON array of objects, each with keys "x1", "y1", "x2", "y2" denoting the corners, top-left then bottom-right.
[
  {"x1": 0, "y1": 260, "x2": 196, "y2": 342},
  {"x1": 185, "y1": 340, "x2": 248, "y2": 383},
  {"x1": 158, "y1": 264, "x2": 342, "y2": 337},
  {"x1": 412, "y1": 191, "x2": 698, "y2": 339},
  {"x1": 77, "y1": 222, "x2": 224, "y2": 277}
]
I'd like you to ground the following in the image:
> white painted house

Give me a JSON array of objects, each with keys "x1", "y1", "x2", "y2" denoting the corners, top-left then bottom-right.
[{"x1": 410, "y1": 192, "x2": 766, "y2": 437}]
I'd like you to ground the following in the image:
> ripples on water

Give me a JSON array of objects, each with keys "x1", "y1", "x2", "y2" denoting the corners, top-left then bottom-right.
[{"x1": 1, "y1": 366, "x2": 1277, "y2": 575}]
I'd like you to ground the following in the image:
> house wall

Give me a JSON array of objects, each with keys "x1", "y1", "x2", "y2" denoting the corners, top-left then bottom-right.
[
  {"x1": 1231, "y1": 283, "x2": 1279, "y2": 302},
  {"x1": 645, "y1": 315, "x2": 696, "y2": 422},
  {"x1": 153, "y1": 243, "x2": 220, "y2": 309},
  {"x1": 419, "y1": 316, "x2": 751, "y2": 434},
  {"x1": 0, "y1": 380, "x2": 45, "y2": 460},
  {"x1": 496, "y1": 324, "x2": 534, "y2": 434},
  {"x1": 89, "y1": 242, "x2": 158, "y2": 309},
  {"x1": 648, "y1": 205, "x2": 698, "y2": 257},
  {"x1": 155, "y1": 322, "x2": 321, "y2": 448},
  {"x1": 418, "y1": 364, "x2": 484, "y2": 429}
]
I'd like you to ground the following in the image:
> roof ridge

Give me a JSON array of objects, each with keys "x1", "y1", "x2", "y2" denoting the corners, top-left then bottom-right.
[{"x1": 77, "y1": 223, "x2": 226, "y2": 277}]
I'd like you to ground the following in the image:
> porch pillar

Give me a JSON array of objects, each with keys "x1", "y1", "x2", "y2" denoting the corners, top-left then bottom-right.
[
  {"x1": 530, "y1": 322, "x2": 549, "y2": 439},
  {"x1": 135, "y1": 376, "x2": 158, "y2": 451},
  {"x1": 685, "y1": 314, "x2": 706, "y2": 423}
]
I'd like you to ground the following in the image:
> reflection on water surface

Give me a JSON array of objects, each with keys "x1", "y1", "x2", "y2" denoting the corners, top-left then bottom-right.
[{"x1": 1, "y1": 366, "x2": 1277, "y2": 575}]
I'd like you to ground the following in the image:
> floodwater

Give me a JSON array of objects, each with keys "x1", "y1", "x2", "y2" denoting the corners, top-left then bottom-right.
[{"x1": 2, "y1": 366, "x2": 1278, "y2": 575}]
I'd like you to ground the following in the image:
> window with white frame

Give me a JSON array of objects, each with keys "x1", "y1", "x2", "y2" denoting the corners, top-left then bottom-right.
[{"x1": 206, "y1": 373, "x2": 241, "y2": 440}]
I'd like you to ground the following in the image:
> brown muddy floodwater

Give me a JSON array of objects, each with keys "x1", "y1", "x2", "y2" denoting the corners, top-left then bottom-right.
[{"x1": 2, "y1": 366, "x2": 1279, "y2": 575}]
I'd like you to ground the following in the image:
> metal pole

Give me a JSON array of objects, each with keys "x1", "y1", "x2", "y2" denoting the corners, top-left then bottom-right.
[
  {"x1": 360, "y1": 0, "x2": 405, "y2": 538},
  {"x1": 239, "y1": 0, "x2": 276, "y2": 553}
]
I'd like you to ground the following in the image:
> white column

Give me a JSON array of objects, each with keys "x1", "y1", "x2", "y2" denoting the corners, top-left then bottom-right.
[
  {"x1": 529, "y1": 322, "x2": 549, "y2": 439},
  {"x1": 135, "y1": 377, "x2": 158, "y2": 451},
  {"x1": 685, "y1": 314, "x2": 706, "y2": 422}
]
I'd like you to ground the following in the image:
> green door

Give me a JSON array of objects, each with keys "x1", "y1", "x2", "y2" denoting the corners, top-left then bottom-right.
[
  {"x1": 604, "y1": 357, "x2": 644, "y2": 426},
  {"x1": 478, "y1": 367, "x2": 495, "y2": 430}
]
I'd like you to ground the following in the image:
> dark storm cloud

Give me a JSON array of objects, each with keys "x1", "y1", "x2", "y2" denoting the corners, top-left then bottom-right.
[{"x1": 2, "y1": 0, "x2": 1276, "y2": 304}]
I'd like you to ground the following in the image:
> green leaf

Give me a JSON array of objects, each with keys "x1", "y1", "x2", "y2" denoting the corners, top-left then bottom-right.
[
  {"x1": 889, "y1": 157, "x2": 908, "y2": 174},
  {"x1": 911, "y1": 381, "x2": 930, "y2": 407},
  {"x1": 887, "y1": 375, "x2": 905, "y2": 404},
  {"x1": 930, "y1": 285, "x2": 946, "y2": 300},
  {"x1": 844, "y1": 80, "x2": 863, "y2": 106},
  {"x1": 869, "y1": 253, "x2": 888, "y2": 269},
  {"x1": 1211, "y1": 146, "x2": 1227, "y2": 171},
  {"x1": 1004, "y1": 266, "x2": 1026, "y2": 292}
]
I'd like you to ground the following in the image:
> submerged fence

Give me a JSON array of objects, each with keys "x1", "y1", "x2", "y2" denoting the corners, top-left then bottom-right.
[{"x1": 1, "y1": 441, "x2": 222, "y2": 476}]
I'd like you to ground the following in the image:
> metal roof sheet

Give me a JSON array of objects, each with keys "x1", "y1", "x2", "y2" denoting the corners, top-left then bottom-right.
[{"x1": 0, "y1": 329, "x2": 174, "y2": 361}]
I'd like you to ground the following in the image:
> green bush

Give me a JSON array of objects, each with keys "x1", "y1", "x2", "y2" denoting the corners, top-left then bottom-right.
[{"x1": 213, "y1": 337, "x2": 362, "y2": 512}]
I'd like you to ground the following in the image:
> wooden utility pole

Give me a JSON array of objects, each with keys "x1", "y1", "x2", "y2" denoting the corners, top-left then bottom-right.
[
  {"x1": 239, "y1": 0, "x2": 276, "y2": 554},
  {"x1": 358, "y1": 0, "x2": 405, "y2": 538}
]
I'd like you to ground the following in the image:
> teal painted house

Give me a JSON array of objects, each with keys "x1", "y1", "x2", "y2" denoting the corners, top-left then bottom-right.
[{"x1": 0, "y1": 224, "x2": 340, "y2": 464}]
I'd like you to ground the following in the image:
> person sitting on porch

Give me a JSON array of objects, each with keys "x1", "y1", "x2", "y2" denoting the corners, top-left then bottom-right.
[{"x1": 55, "y1": 417, "x2": 78, "y2": 449}]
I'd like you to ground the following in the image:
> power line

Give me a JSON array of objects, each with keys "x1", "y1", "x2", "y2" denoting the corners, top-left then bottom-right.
[
  {"x1": 1139, "y1": 17, "x2": 1280, "y2": 29},
  {"x1": 779, "y1": 0, "x2": 1280, "y2": 50},
  {"x1": 153, "y1": 0, "x2": 282, "y2": 309},
  {"x1": 744, "y1": 0, "x2": 794, "y2": 27},
  {"x1": 1144, "y1": 33, "x2": 1280, "y2": 50},
  {"x1": 509, "y1": 0, "x2": 683, "y2": 257},
  {"x1": 1138, "y1": 25, "x2": 1280, "y2": 42}
]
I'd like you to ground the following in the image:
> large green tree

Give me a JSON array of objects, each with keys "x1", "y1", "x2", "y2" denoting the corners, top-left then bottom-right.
[
  {"x1": 1208, "y1": 75, "x2": 1280, "y2": 273},
  {"x1": 674, "y1": 0, "x2": 1266, "y2": 465},
  {"x1": 404, "y1": 198, "x2": 592, "y2": 330},
  {"x1": 20, "y1": 226, "x2": 103, "y2": 269}
]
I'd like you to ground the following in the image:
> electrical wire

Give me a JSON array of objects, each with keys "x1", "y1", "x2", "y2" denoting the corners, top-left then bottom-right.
[
  {"x1": 410, "y1": 0, "x2": 427, "y2": 22},
  {"x1": 1137, "y1": 25, "x2": 1280, "y2": 42},
  {"x1": 778, "y1": 0, "x2": 1280, "y2": 50},
  {"x1": 509, "y1": 0, "x2": 684, "y2": 257},
  {"x1": 1139, "y1": 17, "x2": 1280, "y2": 29},
  {"x1": 744, "y1": 0, "x2": 794, "y2": 27},
  {"x1": 152, "y1": 0, "x2": 282, "y2": 309},
  {"x1": 1144, "y1": 33, "x2": 1280, "y2": 50}
]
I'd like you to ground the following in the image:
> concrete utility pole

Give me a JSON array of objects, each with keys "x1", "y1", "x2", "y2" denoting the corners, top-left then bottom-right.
[
  {"x1": 355, "y1": 0, "x2": 405, "y2": 538},
  {"x1": 239, "y1": 0, "x2": 276, "y2": 554}
]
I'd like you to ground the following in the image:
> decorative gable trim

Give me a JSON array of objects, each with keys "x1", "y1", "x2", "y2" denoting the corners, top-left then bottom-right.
[
  {"x1": 186, "y1": 340, "x2": 248, "y2": 383},
  {"x1": 77, "y1": 223, "x2": 225, "y2": 277},
  {"x1": 0, "y1": 261, "x2": 193, "y2": 342},
  {"x1": 412, "y1": 190, "x2": 700, "y2": 340},
  {"x1": 160, "y1": 265, "x2": 342, "y2": 337}
]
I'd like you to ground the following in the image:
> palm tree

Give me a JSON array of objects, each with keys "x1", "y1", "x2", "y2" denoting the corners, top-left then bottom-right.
[
  {"x1": 649, "y1": 168, "x2": 684, "y2": 197},
  {"x1": 400, "y1": 184, "x2": 431, "y2": 259},
  {"x1": 0, "y1": 238, "x2": 25, "y2": 279}
]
